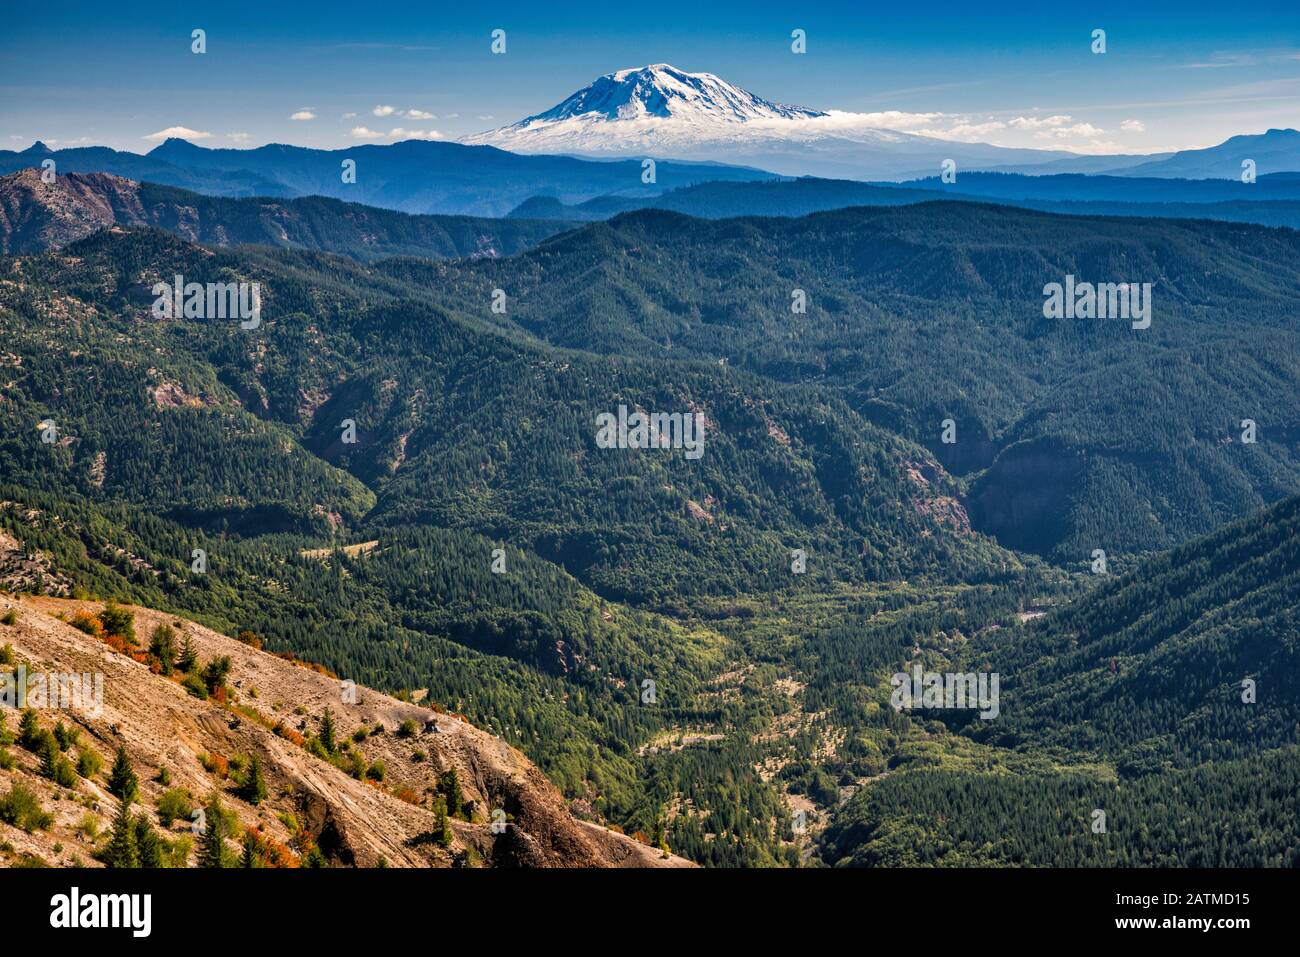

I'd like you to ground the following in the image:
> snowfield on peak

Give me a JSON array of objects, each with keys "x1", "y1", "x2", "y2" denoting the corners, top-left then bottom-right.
[
  {"x1": 525, "y1": 64, "x2": 827, "y2": 124},
  {"x1": 463, "y1": 64, "x2": 1081, "y2": 180}
]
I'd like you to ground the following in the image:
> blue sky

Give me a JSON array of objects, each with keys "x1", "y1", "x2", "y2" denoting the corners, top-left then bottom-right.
[{"x1": 3, "y1": 0, "x2": 1298, "y2": 154}]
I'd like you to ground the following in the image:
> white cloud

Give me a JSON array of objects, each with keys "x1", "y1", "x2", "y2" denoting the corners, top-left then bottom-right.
[
  {"x1": 228, "y1": 132, "x2": 251, "y2": 143},
  {"x1": 920, "y1": 120, "x2": 1008, "y2": 141},
  {"x1": 404, "y1": 109, "x2": 435, "y2": 120},
  {"x1": 477, "y1": 115, "x2": 496, "y2": 121},
  {"x1": 827, "y1": 109, "x2": 944, "y2": 130},
  {"x1": 372, "y1": 105, "x2": 396, "y2": 117},
  {"x1": 1120, "y1": 119, "x2": 1146, "y2": 133},
  {"x1": 143, "y1": 126, "x2": 212, "y2": 142},
  {"x1": 289, "y1": 109, "x2": 317, "y2": 121},
  {"x1": 342, "y1": 112, "x2": 358, "y2": 119},
  {"x1": 1008, "y1": 115, "x2": 1075, "y2": 130},
  {"x1": 1008, "y1": 115, "x2": 1106, "y2": 139},
  {"x1": 388, "y1": 127, "x2": 444, "y2": 140},
  {"x1": 350, "y1": 126, "x2": 385, "y2": 139},
  {"x1": 1050, "y1": 123, "x2": 1106, "y2": 138}
]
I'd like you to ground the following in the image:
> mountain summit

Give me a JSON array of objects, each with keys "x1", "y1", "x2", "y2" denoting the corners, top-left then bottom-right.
[
  {"x1": 523, "y1": 63, "x2": 826, "y2": 125},
  {"x1": 467, "y1": 63, "x2": 834, "y2": 157},
  {"x1": 464, "y1": 64, "x2": 1082, "y2": 179}
]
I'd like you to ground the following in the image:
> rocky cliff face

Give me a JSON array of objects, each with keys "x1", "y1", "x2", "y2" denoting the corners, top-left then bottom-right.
[{"x1": 0, "y1": 593, "x2": 690, "y2": 868}]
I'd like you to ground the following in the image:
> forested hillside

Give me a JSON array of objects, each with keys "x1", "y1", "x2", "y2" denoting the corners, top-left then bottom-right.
[
  {"x1": 403, "y1": 203, "x2": 1300, "y2": 564},
  {"x1": 2, "y1": 226, "x2": 1009, "y2": 597},
  {"x1": 821, "y1": 493, "x2": 1300, "y2": 867},
  {"x1": 4, "y1": 193, "x2": 1297, "y2": 868},
  {"x1": 0, "y1": 223, "x2": 1028, "y2": 865}
]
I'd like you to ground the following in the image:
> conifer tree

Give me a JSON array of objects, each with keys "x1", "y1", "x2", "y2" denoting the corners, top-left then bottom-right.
[
  {"x1": 39, "y1": 736, "x2": 59, "y2": 779},
  {"x1": 239, "y1": 752, "x2": 267, "y2": 806},
  {"x1": 319, "y1": 708, "x2": 336, "y2": 755},
  {"x1": 107, "y1": 746, "x2": 138, "y2": 805},
  {"x1": 178, "y1": 633, "x2": 198, "y2": 673},
  {"x1": 17, "y1": 710, "x2": 40, "y2": 749},
  {"x1": 198, "y1": 793, "x2": 229, "y2": 868},
  {"x1": 240, "y1": 832, "x2": 259, "y2": 868},
  {"x1": 106, "y1": 800, "x2": 139, "y2": 868},
  {"x1": 439, "y1": 768, "x2": 465, "y2": 819},
  {"x1": 134, "y1": 814, "x2": 162, "y2": 868},
  {"x1": 433, "y1": 795, "x2": 452, "y2": 848},
  {"x1": 149, "y1": 624, "x2": 177, "y2": 675}
]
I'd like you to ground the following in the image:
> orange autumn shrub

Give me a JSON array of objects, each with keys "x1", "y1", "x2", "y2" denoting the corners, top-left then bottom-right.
[
  {"x1": 200, "y1": 752, "x2": 230, "y2": 778},
  {"x1": 246, "y1": 826, "x2": 299, "y2": 868},
  {"x1": 69, "y1": 611, "x2": 103, "y2": 638},
  {"x1": 273, "y1": 723, "x2": 306, "y2": 748}
]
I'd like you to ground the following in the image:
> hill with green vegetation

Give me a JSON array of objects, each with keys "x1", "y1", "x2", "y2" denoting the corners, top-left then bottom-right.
[
  {"x1": 4, "y1": 189, "x2": 1298, "y2": 868},
  {"x1": 820, "y1": 492, "x2": 1300, "y2": 866},
  {"x1": 405, "y1": 203, "x2": 1300, "y2": 564}
]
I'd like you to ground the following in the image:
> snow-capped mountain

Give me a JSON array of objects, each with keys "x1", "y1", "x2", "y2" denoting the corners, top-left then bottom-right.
[
  {"x1": 522, "y1": 63, "x2": 826, "y2": 125},
  {"x1": 464, "y1": 64, "x2": 1088, "y2": 180}
]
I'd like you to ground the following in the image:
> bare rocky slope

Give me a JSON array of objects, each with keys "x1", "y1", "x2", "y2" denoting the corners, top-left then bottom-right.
[
  {"x1": 0, "y1": 169, "x2": 145, "y2": 253},
  {"x1": 0, "y1": 593, "x2": 690, "y2": 868}
]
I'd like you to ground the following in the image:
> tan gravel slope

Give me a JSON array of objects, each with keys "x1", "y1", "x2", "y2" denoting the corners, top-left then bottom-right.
[{"x1": 0, "y1": 594, "x2": 692, "y2": 868}]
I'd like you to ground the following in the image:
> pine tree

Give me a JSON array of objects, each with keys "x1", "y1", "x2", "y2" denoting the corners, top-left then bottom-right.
[
  {"x1": 319, "y1": 708, "x2": 336, "y2": 754},
  {"x1": 134, "y1": 814, "x2": 162, "y2": 868},
  {"x1": 239, "y1": 752, "x2": 267, "y2": 805},
  {"x1": 198, "y1": 793, "x2": 229, "y2": 868},
  {"x1": 240, "y1": 832, "x2": 259, "y2": 868},
  {"x1": 433, "y1": 795, "x2": 452, "y2": 848},
  {"x1": 100, "y1": 602, "x2": 136, "y2": 645},
  {"x1": 107, "y1": 746, "x2": 138, "y2": 806},
  {"x1": 439, "y1": 768, "x2": 465, "y2": 819},
  {"x1": 201, "y1": 655, "x2": 231, "y2": 697},
  {"x1": 17, "y1": 710, "x2": 40, "y2": 749},
  {"x1": 149, "y1": 624, "x2": 177, "y2": 676},
  {"x1": 106, "y1": 800, "x2": 139, "y2": 868},
  {"x1": 178, "y1": 633, "x2": 198, "y2": 673},
  {"x1": 39, "y1": 736, "x2": 59, "y2": 779}
]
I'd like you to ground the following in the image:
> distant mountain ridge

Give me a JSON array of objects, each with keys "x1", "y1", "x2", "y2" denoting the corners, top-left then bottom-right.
[
  {"x1": 0, "y1": 169, "x2": 574, "y2": 258},
  {"x1": 506, "y1": 172, "x2": 1300, "y2": 230},
  {"x1": 1112, "y1": 128, "x2": 1300, "y2": 179},
  {"x1": 0, "y1": 138, "x2": 771, "y2": 217}
]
